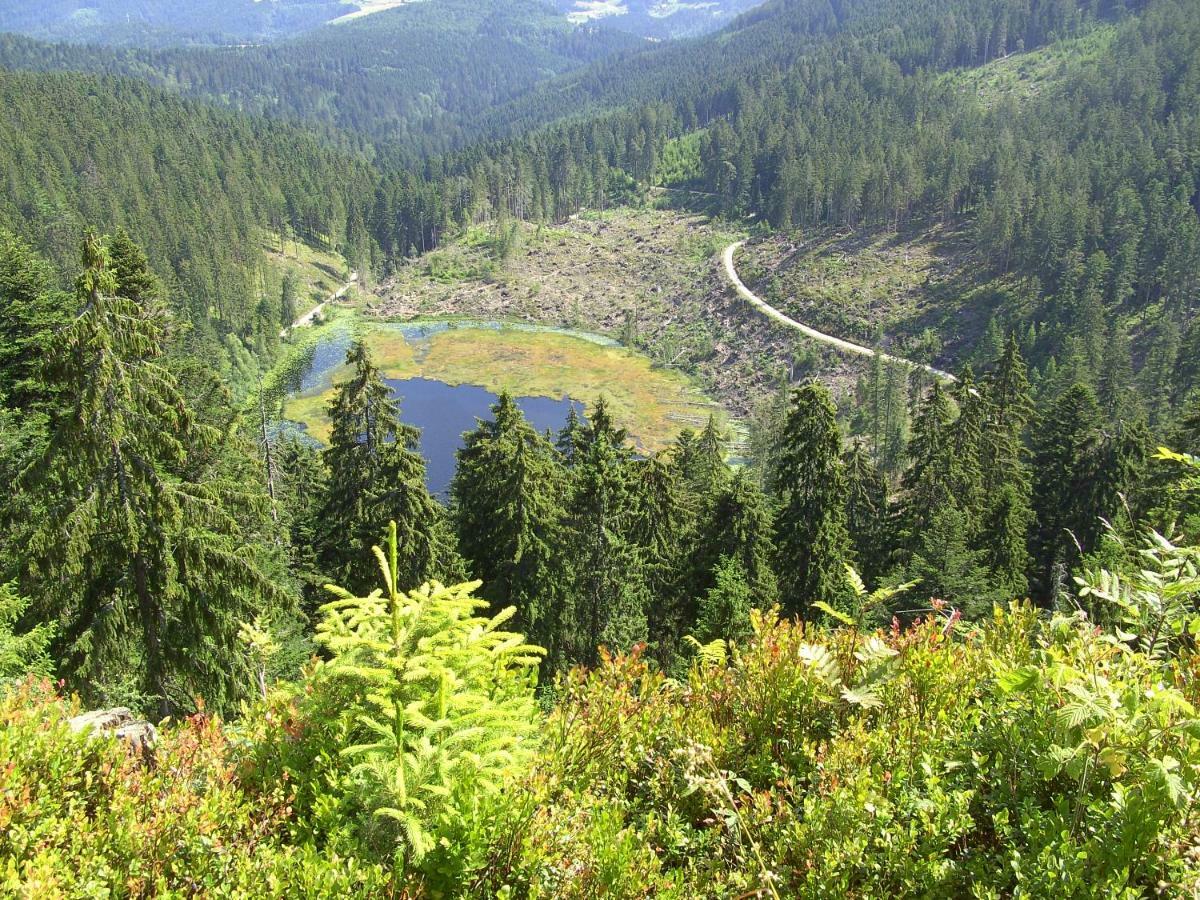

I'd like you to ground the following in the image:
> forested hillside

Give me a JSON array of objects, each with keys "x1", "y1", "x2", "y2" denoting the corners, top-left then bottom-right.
[
  {"x1": 0, "y1": 0, "x2": 641, "y2": 154},
  {"x1": 1, "y1": 0, "x2": 1199, "y2": 893},
  {"x1": 366, "y1": 0, "x2": 1200, "y2": 412},
  {"x1": 0, "y1": 68, "x2": 378, "y2": 385}
]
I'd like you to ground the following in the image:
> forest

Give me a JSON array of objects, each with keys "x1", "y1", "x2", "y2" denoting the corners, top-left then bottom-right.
[{"x1": 0, "y1": 0, "x2": 1199, "y2": 894}]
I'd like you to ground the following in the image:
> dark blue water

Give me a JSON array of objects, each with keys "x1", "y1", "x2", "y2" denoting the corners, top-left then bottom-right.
[{"x1": 386, "y1": 377, "x2": 582, "y2": 497}]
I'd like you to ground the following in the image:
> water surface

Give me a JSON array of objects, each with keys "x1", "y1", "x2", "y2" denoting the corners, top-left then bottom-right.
[{"x1": 385, "y1": 377, "x2": 581, "y2": 496}]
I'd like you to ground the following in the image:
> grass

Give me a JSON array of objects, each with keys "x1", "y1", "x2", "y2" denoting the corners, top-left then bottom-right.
[
  {"x1": 282, "y1": 321, "x2": 717, "y2": 452},
  {"x1": 944, "y1": 24, "x2": 1118, "y2": 106},
  {"x1": 261, "y1": 232, "x2": 351, "y2": 319}
]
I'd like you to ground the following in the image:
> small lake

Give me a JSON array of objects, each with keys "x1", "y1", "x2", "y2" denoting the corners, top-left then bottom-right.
[
  {"x1": 282, "y1": 317, "x2": 710, "y2": 495},
  {"x1": 385, "y1": 377, "x2": 582, "y2": 496}
]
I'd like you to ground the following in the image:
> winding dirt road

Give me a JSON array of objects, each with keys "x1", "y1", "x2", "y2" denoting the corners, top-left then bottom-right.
[
  {"x1": 282, "y1": 272, "x2": 358, "y2": 336},
  {"x1": 722, "y1": 241, "x2": 957, "y2": 384}
]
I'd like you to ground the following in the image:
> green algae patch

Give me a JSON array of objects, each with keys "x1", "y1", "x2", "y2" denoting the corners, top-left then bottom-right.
[{"x1": 283, "y1": 322, "x2": 718, "y2": 452}]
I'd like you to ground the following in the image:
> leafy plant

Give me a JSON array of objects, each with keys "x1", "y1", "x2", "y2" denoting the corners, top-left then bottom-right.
[
  {"x1": 812, "y1": 563, "x2": 918, "y2": 628},
  {"x1": 1075, "y1": 451, "x2": 1200, "y2": 661}
]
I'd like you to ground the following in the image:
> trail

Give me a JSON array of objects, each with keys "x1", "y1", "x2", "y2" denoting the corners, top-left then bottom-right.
[
  {"x1": 282, "y1": 272, "x2": 358, "y2": 336},
  {"x1": 721, "y1": 241, "x2": 956, "y2": 383}
]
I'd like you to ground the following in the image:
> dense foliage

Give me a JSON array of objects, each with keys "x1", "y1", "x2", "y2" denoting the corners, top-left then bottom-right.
[
  {"x1": 3, "y1": 476, "x2": 1199, "y2": 894},
  {"x1": 0, "y1": 68, "x2": 376, "y2": 386},
  {"x1": 1, "y1": 0, "x2": 1198, "y2": 891},
  {"x1": 0, "y1": 0, "x2": 639, "y2": 154}
]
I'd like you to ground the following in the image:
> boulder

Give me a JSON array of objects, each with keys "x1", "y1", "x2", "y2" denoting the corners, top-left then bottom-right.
[{"x1": 69, "y1": 707, "x2": 158, "y2": 761}]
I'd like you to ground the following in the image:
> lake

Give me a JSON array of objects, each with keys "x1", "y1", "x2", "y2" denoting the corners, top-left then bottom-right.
[
  {"x1": 384, "y1": 376, "x2": 582, "y2": 496},
  {"x1": 283, "y1": 318, "x2": 714, "y2": 493}
]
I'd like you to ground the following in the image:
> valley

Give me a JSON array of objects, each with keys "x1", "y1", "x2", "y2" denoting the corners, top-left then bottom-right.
[{"x1": 1, "y1": 0, "x2": 1199, "y2": 894}]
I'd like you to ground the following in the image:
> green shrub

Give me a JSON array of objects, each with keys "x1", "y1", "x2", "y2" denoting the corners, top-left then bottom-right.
[
  {"x1": 244, "y1": 521, "x2": 544, "y2": 887},
  {"x1": 0, "y1": 679, "x2": 391, "y2": 897}
]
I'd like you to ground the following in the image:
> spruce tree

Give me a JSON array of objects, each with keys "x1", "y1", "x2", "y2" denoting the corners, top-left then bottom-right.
[
  {"x1": 21, "y1": 233, "x2": 283, "y2": 716},
  {"x1": 0, "y1": 229, "x2": 71, "y2": 410},
  {"x1": 451, "y1": 393, "x2": 565, "y2": 652},
  {"x1": 977, "y1": 335, "x2": 1035, "y2": 593},
  {"x1": 772, "y1": 383, "x2": 851, "y2": 616},
  {"x1": 900, "y1": 381, "x2": 957, "y2": 551},
  {"x1": 906, "y1": 505, "x2": 999, "y2": 621},
  {"x1": 691, "y1": 469, "x2": 778, "y2": 612},
  {"x1": 694, "y1": 555, "x2": 755, "y2": 646},
  {"x1": 555, "y1": 404, "x2": 586, "y2": 466},
  {"x1": 843, "y1": 440, "x2": 890, "y2": 583},
  {"x1": 557, "y1": 401, "x2": 646, "y2": 667},
  {"x1": 317, "y1": 341, "x2": 458, "y2": 595},
  {"x1": 980, "y1": 483, "x2": 1033, "y2": 599},
  {"x1": 1031, "y1": 382, "x2": 1105, "y2": 600},
  {"x1": 947, "y1": 366, "x2": 986, "y2": 533},
  {"x1": 680, "y1": 415, "x2": 730, "y2": 501},
  {"x1": 628, "y1": 453, "x2": 690, "y2": 661},
  {"x1": 981, "y1": 333, "x2": 1034, "y2": 494}
]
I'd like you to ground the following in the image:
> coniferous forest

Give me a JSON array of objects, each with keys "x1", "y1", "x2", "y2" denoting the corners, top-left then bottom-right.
[{"x1": 1, "y1": 0, "x2": 1199, "y2": 894}]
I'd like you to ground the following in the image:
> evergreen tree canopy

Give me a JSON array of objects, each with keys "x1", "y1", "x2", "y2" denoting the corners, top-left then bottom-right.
[{"x1": 773, "y1": 382, "x2": 851, "y2": 616}]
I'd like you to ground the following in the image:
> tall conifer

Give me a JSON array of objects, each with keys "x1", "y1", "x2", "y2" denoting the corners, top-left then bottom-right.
[
  {"x1": 317, "y1": 341, "x2": 458, "y2": 594},
  {"x1": 773, "y1": 383, "x2": 851, "y2": 616}
]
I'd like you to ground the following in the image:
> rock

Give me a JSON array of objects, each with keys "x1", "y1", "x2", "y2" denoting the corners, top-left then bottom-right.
[{"x1": 69, "y1": 707, "x2": 158, "y2": 761}]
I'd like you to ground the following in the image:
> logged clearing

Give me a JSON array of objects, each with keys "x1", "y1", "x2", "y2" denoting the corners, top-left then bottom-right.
[
  {"x1": 734, "y1": 222, "x2": 1003, "y2": 371},
  {"x1": 370, "y1": 207, "x2": 809, "y2": 417},
  {"x1": 365, "y1": 206, "x2": 999, "y2": 420}
]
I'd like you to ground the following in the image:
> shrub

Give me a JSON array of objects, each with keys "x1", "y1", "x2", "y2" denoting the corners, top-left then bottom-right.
[{"x1": 0, "y1": 679, "x2": 391, "y2": 896}]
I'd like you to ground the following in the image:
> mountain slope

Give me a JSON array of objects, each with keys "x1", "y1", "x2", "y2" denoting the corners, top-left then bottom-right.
[
  {"x1": 0, "y1": 0, "x2": 642, "y2": 155},
  {"x1": 0, "y1": 67, "x2": 377, "y2": 384},
  {"x1": 555, "y1": 0, "x2": 768, "y2": 39}
]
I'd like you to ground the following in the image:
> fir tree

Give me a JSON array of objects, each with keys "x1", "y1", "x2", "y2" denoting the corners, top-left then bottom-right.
[
  {"x1": 21, "y1": 233, "x2": 283, "y2": 716},
  {"x1": 773, "y1": 383, "x2": 851, "y2": 616},
  {"x1": 694, "y1": 555, "x2": 755, "y2": 647},
  {"x1": 1031, "y1": 382, "x2": 1105, "y2": 600},
  {"x1": 900, "y1": 381, "x2": 957, "y2": 551},
  {"x1": 557, "y1": 402, "x2": 646, "y2": 667},
  {"x1": 451, "y1": 393, "x2": 565, "y2": 652},
  {"x1": 317, "y1": 341, "x2": 458, "y2": 595},
  {"x1": 628, "y1": 453, "x2": 690, "y2": 661},
  {"x1": 843, "y1": 440, "x2": 889, "y2": 583}
]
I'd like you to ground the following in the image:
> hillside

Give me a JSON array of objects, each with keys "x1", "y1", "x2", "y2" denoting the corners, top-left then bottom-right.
[
  {"x1": 0, "y1": 0, "x2": 641, "y2": 154},
  {"x1": 0, "y1": 67, "x2": 375, "y2": 386},
  {"x1": 1, "y1": 0, "x2": 1200, "y2": 893}
]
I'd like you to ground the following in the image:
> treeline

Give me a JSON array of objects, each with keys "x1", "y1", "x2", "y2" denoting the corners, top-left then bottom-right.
[{"x1": 276, "y1": 331, "x2": 1196, "y2": 684}]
